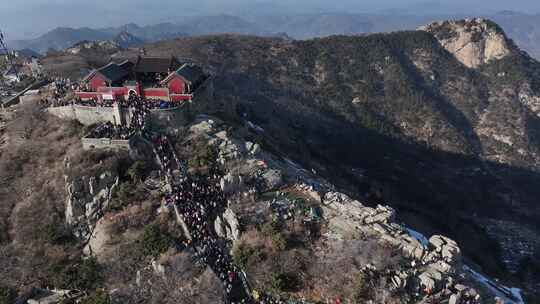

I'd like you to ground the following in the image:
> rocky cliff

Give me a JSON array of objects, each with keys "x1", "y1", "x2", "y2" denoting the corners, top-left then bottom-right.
[
  {"x1": 419, "y1": 18, "x2": 513, "y2": 68},
  {"x1": 64, "y1": 167, "x2": 119, "y2": 242}
]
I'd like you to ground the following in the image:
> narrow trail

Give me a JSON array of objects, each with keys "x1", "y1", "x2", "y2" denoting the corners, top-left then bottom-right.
[{"x1": 128, "y1": 95, "x2": 256, "y2": 303}]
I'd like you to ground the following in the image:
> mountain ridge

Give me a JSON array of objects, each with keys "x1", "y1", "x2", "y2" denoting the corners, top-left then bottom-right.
[
  {"x1": 8, "y1": 12, "x2": 540, "y2": 60},
  {"x1": 111, "y1": 20, "x2": 540, "y2": 298},
  {"x1": 32, "y1": 17, "x2": 540, "y2": 301}
]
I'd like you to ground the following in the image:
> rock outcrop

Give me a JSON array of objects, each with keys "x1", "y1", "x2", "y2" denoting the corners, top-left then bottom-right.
[
  {"x1": 66, "y1": 40, "x2": 120, "y2": 55},
  {"x1": 519, "y1": 83, "x2": 540, "y2": 118},
  {"x1": 220, "y1": 173, "x2": 244, "y2": 194},
  {"x1": 322, "y1": 191, "x2": 472, "y2": 301},
  {"x1": 214, "y1": 208, "x2": 241, "y2": 241},
  {"x1": 27, "y1": 289, "x2": 85, "y2": 304},
  {"x1": 83, "y1": 216, "x2": 111, "y2": 257},
  {"x1": 190, "y1": 116, "x2": 285, "y2": 193},
  {"x1": 65, "y1": 171, "x2": 119, "y2": 242},
  {"x1": 183, "y1": 115, "x2": 524, "y2": 303},
  {"x1": 420, "y1": 18, "x2": 512, "y2": 68}
]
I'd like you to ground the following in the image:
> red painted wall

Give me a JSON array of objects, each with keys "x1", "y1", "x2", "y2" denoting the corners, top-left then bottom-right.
[
  {"x1": 168, "y1": 76, "x2": 186, "y2": 94},
  {"x1": 170, "y1": 94, "x2": 192, "y2": 102},
  {"x1": 89, "y1": 74, "x2": 107, "y2": 91},
  {"x1": 75, "y1": 92, "x2": 101, "y2": 100},
  {"x1": 144, "y1": 88, "x2": 169, "y2": 97},
  {"x1": 98, "y1": 87, "x2": 128, "y2": 96}
]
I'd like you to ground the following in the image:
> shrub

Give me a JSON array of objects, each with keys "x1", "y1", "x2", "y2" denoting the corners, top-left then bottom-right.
[
  {"x1": 65, "y1": 120, "x2": 84, "y2": 137},
  {"x1": 141, "y1": 224, "x2": 173, "y2": 257},
  {"x1": 45, "y1": 222, "x2": 74, "y2": 245},
  {"x1": 260, "y1": 220, "x2": 280, "y2": 236},
  {"x1": 0, "y1": 286, "x2": 15, "y2": 304},
  {"x1": 260, "y1": 220, "x2": 288, "y2": 251},
  {"x1": 108, "y1": 181, "x2": 148, "y2": 212},
  {"x1": 268, "y1": 272, "x2": 299, "y2": 293},
  {"x1": 127, "y1": 160, "x2": 149, "y2": 182},
  {"x1": 186, "y1": 138, "x2": 217, "y2": 175},
  {"x1": 50, "y1": 257, "x2": 104, "y2": 290},
  {"x1": 269, "y1": 272, "x2": 285, "y2": 292},
  {"x1": 80, "y1": 290, "x2": 110, "y2": 304},
  {"x1": 233, "y1": 243, "x2": 263, "y2": 268},
  {"x1": 271, "y1": 233, "x2": 288, "y2": 251}
]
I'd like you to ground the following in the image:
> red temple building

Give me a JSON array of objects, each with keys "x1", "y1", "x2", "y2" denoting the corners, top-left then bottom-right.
[{"x1": 76, "y1": 56, "x2": 208, "y2": 103}]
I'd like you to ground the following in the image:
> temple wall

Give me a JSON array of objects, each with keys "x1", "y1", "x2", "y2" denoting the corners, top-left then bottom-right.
[
  {"x1": 48, "y1": 78, "x2": 222, "y2": 130},
  {"x1": 47, "y1": 105, "x2": 123, "y2": 126}
]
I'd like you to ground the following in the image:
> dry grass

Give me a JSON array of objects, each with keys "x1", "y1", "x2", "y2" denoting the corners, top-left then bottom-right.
[
  {"x1": 233, "y1": 214, "x2": 405, "y2": 302},
  {"x1": 0, "y1": 102, "x2": 118, "y2": 294}
]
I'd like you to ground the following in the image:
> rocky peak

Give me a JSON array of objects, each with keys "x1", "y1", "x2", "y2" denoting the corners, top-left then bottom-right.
[
  {"x1": 66, "y1": 40, "x2": 121, "y2": 55},
  {"x1": 419, "y1": 18, "x2": 513, "y2": 68},
  {"x1": 113, "y1": 31, "x2": 144, "y2": 48}
]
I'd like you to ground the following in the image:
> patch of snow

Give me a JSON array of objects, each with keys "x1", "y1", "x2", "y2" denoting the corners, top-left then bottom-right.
[
  {"x1": 405, "y1": 227, "x2": 429, "y2": 248},
  {"x1": 246, "y1": 121, "x2": 264, "y2": 133},
  {"x1": 464, "y1": 265, "x2": 525, "y2": 304},
  {"x1": 284, "y1": 158, "x2": 303, "y2": 170}
]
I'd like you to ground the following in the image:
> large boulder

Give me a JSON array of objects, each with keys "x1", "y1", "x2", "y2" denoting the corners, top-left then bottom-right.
[
  {"x1": 260, "y1": 169, "x2": 283, "y2": 191},
  {"x1": 362, "y1": 205, "x2": 396, "y2": 224},
  {"x1": 214, "y1": 216, "x2": 226, "y2": 238},
  {"x1": 245, "y1": 141, "x2": 261, "y2": 156},
  {"x1": 224, "y1": 208, "x2": 241, "y2": 241},
  {"x1": 189, "y1": 118, "x2": 216, "y2": 135},
  {"x1": 214, "y1": 208, "x2": 241, "y2": 241},
  {"x1": 220, "y1": 173, "x2": 243, "y2": 194},
  {"x1": 428, "y1": 235, "x2": 462, "y2": 263}
]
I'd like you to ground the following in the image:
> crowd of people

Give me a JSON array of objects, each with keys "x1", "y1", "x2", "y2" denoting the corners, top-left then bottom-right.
[
  {"x1": 145, "y1": 98, "x2": 179, "y2": 109},
  {"x1": 52, "y1": 77, "x2": 71, "y2": 97},
  {"x1": 81, "y1": 94, "x2": 159, "y2": 141},
  {"x1": 156, "y1": 149, "x2": 252, "y2": 302},
  {"x1": 128, "y1": 94, "x2": 151, "y2": 132},
  {"x1": 118, "y1": 96, "x2": 180, "y2": 110},
  {"x1": 144, "y1": 110, "x2": 254, "y2": 303},
  {"x1": 82, "y1": 88, "x2": 283, "y2": 303},
  {"x1": 85, "y1": 121, "x2": 135, "y2": 140}
]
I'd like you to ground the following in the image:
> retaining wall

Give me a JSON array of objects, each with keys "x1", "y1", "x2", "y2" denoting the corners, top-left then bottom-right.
[
  {"x1": 81, "y1": 137, "x2": 131, "y2": 150},
  {"x1": 47, "y1": 105, "x2": 123, "y2": 126}
]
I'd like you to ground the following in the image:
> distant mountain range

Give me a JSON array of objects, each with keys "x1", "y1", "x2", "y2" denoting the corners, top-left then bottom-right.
[{"x1": 8, "y1": 12, "x2": 540, "y2": 59}]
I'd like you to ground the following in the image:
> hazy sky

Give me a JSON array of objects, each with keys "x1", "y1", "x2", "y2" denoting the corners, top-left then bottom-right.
[{"x1": 2, "y1": 0, "x2": 540, "y2": 39}]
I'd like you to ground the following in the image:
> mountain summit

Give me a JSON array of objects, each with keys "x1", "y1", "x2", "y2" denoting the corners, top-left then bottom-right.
[
  {"x1": 113, "y1": 31, "x2": 145, "y2": 48},
  {"x1": 419, "y1": 18, "x2": 514, "y2": 68}
]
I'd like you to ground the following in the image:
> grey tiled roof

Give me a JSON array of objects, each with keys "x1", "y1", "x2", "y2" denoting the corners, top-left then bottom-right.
[
  {"x1": 97, "y1": 62, "x2": 130, "y2": 82},
  {"x1": 134, "y1": 56, "x2": 180, "y2": 73},
  {"x1": 176, "y1": 64, "x2": 205, "y2": 84}
]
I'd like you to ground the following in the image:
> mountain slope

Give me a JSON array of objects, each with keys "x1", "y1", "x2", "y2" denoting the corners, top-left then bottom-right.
[
  {"x1": 107, "y1": 21, "x2": 540, "y2": 298},
  {"x1": 36, "y1": 18, "x2": 540, "y2": 299}
]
